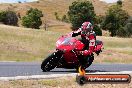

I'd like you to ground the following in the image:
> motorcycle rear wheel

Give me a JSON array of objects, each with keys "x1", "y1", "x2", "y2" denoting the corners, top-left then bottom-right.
[
  {"x1": 76, "y1": 54, "x2": 94, "y2": 71},
  {"x1": 86, "y1": 54, "x2": 94, "y2": 68}
]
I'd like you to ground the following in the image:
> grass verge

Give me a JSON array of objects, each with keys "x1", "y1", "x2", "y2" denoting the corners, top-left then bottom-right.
[
  {"x1": 0, "y1": 25, "x2": 132, "y2": 63},
  {"x1": 0, "y1": 75, "x2": 132, "y2": 88}
]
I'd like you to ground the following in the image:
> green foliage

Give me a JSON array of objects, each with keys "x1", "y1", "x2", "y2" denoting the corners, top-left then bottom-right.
[
  {"x1": 0, "y1": 10, "x2": 18, "y2": 26},
  {"x1": 118, "y1": 17, "x2": 132, "y2": 37},
  {"x1": 117, "y1": 0, "x2": 122, "y2": 6},
  {"x1": 95, "y1": 15, "x2": 105, "y2": 24},
  {"x1": 101, "y1": 5, "x2": 129, "y2": 37},
  {"x1": 27, "y1": 8, "x2": 43, "y2": 17},
  {"x1": 61, "y1": 15, "x2": 69, "y2": 23},
  {"x1": 54, "y1": 12, "x2": 60, "y2": 20},
  {"x1": 54, "y1": 12, "x2": 69, "y2": 23},
  {"x1": 93, "y1": 25, "x2": 102, "y2": 36},
  {"x1": 117, "y1": 27, "x2": 127, "y2": 37},
  {"x1": 4, "y1": 11, "x2": 18, "y2": 26},
  {"x1": 22, "y1": 8, "x2": 43, "y2": 29},
  {"x1": 124, "y1": 23, "x2": 132, "y2": 37},
  {"x1": 68, "y1": 1, "x2": 96, "y2": 30},
  {"x1": 0, "y1": 11, "x2": 6, "y2": 22}
]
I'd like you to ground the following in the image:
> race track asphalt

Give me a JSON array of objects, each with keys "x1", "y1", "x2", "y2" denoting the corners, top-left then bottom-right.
[{"x1": 0, "y1": 62, "x2": 132, "y2": 77}]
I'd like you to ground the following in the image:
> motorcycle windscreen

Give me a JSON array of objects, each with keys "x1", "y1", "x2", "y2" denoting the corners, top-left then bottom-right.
[{"x1": 56, "y1": 37, "x2": 84, "y2": 51}]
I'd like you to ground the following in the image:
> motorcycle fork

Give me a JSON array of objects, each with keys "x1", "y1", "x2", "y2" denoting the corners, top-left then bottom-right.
[{"x1": 56, "y1": 55, "x2": 65, "y2": 67}]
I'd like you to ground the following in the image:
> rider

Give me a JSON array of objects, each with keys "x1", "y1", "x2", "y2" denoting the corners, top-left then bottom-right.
[{"x1": 72, "y1": 21, "x2": 96, "y2": 56}]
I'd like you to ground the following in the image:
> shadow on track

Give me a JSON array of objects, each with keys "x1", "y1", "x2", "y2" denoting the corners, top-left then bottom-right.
[{"x1": 49, "y1": 69, "x2": 108, "y2": 73}]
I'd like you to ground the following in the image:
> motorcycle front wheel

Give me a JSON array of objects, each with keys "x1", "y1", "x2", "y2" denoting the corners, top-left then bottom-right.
[{"x1": 41, "y1": 51, "x2": 62, "y2": 72}]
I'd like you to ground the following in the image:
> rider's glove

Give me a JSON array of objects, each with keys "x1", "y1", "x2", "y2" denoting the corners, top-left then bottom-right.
[
  {"x1": 81, "y1": 50, "x2": 92, "y2": 56},
  {"x1": 76, "y1": 50, "x2": 93, "y2": 56},
  {"x1": 72, "y1": 32, "x2": 76, "y2": 37}
]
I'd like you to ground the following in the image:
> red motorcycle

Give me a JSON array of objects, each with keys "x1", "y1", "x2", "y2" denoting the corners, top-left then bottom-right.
[{"x1": 41, "y1": 33, "x2": 103, "y2": 72}]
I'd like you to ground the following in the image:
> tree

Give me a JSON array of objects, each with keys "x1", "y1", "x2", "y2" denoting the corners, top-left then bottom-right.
[
  {"x1": 4, "y1": 11, "x2": 18, "y2": 26},
  {"x1": 118, "y1": 17, "x2": 132, "y2": 37},
  {"x1": 0, "y1": 11, "x2": 6, "y2": 22},
  {"x1": 117, "y1": 0, "x2": 122, "y2": 6},
  {"x1": 101, "y1": 5, "x2": 129, "y2": 36},
  {"x1": 68, "y1": 1, "x2": 96, "y2": 30},
  {"x1": 0, "y1": 10, "x2": 18, "y2": 26},
  {"x1": 61, "y1": 15, "x2": 69, "y2": 23},
  {"x1": 22, "y1": 8, "x2": 43, "y2": 29},
  {"x1": 54, "y1": 12, "x2": 60, "y2": 20},
  {"x1": 124, "y1": 23, "x2": 132, "y2": 37},
  {"x1": 95, "y1": 15, "x2": 105, "y2": 25},
  {"x1": 93, "y1": 25, "x2": 102, "y2": 36}
]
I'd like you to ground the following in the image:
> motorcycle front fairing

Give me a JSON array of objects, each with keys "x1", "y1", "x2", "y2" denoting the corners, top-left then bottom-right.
[
  {"x1": 56, "y1": 36, "x2": 84, "y2": 51},
  {"x1": 56, "y1": 36, "x2": 84, "y2": 65}
]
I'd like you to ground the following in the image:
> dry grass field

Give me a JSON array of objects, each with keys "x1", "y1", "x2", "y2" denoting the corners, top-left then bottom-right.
[
  {"x1": 0, "y1": 1, "x2": 131, "y2": 88},
  {"x1": 0, "y1": 75, "x2": 132, "y2": 88},
  {"x1": 94, "y1": 36, "x2": 132, "y2": 63},
  {"x1": 0, "y1": 24, "x2": 131, "y2": 63},
  {"x1": 0, "y1": 0, "x2": 108, "y2": 29},
  {"x1": 0, "y1": 0, "x2": 131, "y2": 62},
  {"x1": 0, "y1": 24, "x2": 70, "y2": 61},
  {"x1": 0, "y1": 0, "x2": 131, "y2": 27}
]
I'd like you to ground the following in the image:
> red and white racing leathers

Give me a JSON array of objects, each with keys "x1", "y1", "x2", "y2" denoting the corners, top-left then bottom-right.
[{"x1": 72, "y1": 28, "x2": 96, "y2": 56}]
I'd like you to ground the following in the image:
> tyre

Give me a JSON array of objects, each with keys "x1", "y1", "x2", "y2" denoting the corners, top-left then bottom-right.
[
  {"x1": 41, "y1": 51, "x2": 62, "y2": 72},
  {"x1": 76, "y1": 54, "x2": 94, "y2": 71},
  {"x1": 86, "y1": 54, "x2": 94, "y2": 68}
]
